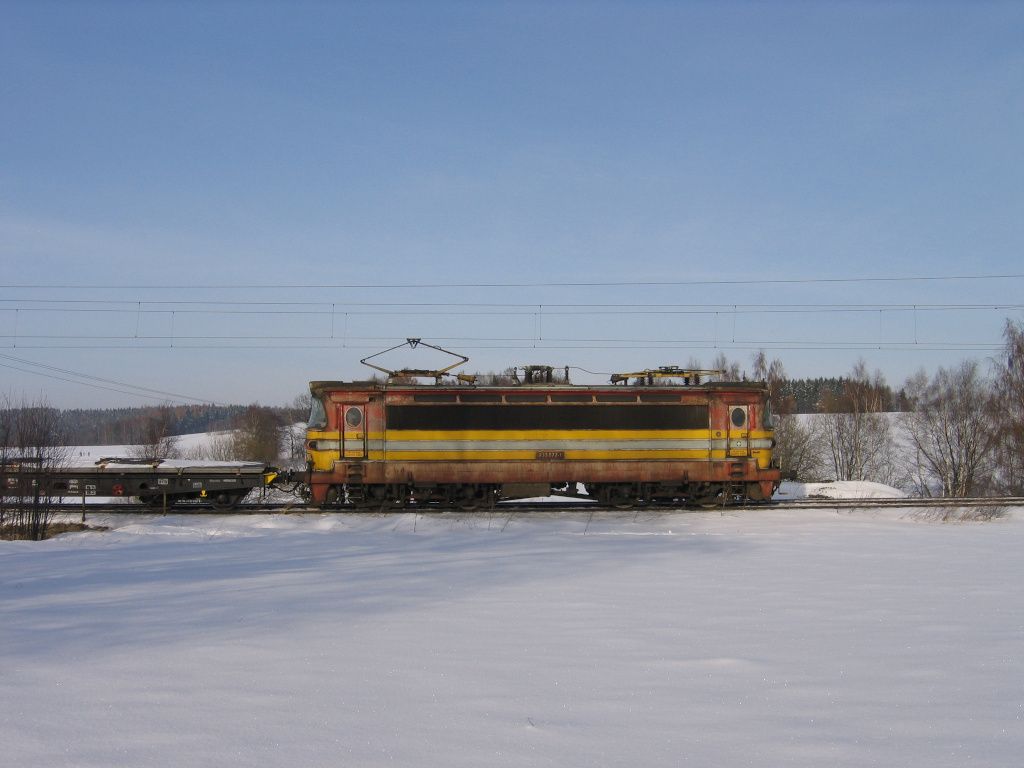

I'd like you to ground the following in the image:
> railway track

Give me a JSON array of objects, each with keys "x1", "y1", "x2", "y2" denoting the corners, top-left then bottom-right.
[
  {"x1": 770, "y1": 496, "x2": 1024, "y2": 510},
  {"x1": 50, "y1": 495, "x2": 1024, "y2": 515}
]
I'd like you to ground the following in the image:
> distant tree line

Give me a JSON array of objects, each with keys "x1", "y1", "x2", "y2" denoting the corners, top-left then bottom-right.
[
  {"x1": 60, "y1": 404, "x2": 250, "y2": 445},
  {"x1": 53, "y1": 401, "x2": 307, "y2": 445},
  {"x1": 773, "y1": 377, "x2": 911, "y2": 414},
  {"x1": 3, "y1": 398, "x2": 310, "y2": 468}
]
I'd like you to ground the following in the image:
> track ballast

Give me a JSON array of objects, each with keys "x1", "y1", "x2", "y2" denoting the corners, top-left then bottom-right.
[{"x1": 49, "y1": 496, "x2": 1024, "y2": 515}]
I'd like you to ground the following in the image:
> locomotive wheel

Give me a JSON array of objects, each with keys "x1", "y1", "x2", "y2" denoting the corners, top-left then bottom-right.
[
  {"x1": 693, "y1": 484, "x2": 729, "y2": 508},
  {"x1": 363, "y1": 485, "x2": 399, "y2": 510},
  {"x1": 598, "y1": 484, "x2": 635, "y2": 509},
  {"x1": 456, "y1": 486, "x2": 493, "y2": 511}
]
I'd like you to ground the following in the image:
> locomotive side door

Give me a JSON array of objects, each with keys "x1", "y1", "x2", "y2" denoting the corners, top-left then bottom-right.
[
  {"x1": 727, "y1": 404, "x2": 750, "y2": 457},
  {"x1": 340, "y1": 404, "x2": 367, "y2": 459}
]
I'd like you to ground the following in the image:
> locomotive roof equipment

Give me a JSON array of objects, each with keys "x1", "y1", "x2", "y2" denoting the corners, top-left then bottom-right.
[{"x1": 359, "y1": 338, "x2": 477, "y2": 384}]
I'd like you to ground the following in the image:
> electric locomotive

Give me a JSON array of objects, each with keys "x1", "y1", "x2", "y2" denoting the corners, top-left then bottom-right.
[{"x1": 303, "y1": 340, "x2": 781, "y2": 508}]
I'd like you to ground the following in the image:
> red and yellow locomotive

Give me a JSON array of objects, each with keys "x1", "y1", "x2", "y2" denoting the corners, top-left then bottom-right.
[{"x1": 304, "y1": 341, "x2": 780, "y2": 508}]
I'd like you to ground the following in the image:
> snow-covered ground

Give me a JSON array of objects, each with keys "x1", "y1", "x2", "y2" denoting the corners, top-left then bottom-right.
[
  {"x1": 777, "y1": 480, "x2": 907, "y2": 500},
  {"x1": 64, "y1": 430, "x2": 235, "y2": 464},
  {"x1": 2, "y1": 502, "x2": 1022, "y2": 767}
]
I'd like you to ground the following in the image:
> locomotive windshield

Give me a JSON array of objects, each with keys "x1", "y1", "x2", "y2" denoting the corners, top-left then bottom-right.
[{"x1": 308, "y1": 397, "x2": 327, "y2": 429}]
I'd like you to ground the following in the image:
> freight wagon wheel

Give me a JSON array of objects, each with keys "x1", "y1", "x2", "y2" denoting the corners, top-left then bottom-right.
[{"x1": 208, "y1": 491, "x2": 247, "y2": 511}]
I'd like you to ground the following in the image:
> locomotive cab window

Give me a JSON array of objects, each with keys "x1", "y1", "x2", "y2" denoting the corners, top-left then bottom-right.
[
  {"x1": 345, "y1": 407, "x2": 363, "y2": 428},
  {"x1": 731, "y1": 406, "x2": 747, "y2": 428},
  {"x1": 308, "y1": 398, "x2": 327, "y2": 429}
]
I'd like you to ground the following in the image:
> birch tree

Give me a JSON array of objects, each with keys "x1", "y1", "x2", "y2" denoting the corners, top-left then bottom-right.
[
  {"x1": 992, "y1": 320, "x2": 1024, "y2": 494},
  {"x1": 814, "y1": 361, "x2": 897, "y2": 484},
  {"x1": 902, "y1": 361, "x2": 994, "y2": 497}
]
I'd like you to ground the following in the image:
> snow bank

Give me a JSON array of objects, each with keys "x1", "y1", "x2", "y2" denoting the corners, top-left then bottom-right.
[{"x1": 778, "y1": 480, "x2": 907, "y2": 500}]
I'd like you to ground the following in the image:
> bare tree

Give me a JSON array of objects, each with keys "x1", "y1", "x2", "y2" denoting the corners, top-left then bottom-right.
[
  {"x1": 291, "y1": 392, "x2": 312, "y2": 417},
  {"x1": 749, "y1": 351, "x2": 823, "y2": 481},
  {"x1": 992, "y1": 319, "x2": 1024, "y2": 494},
  {"x1": 475, "y1": 368, "x2": 519, "y2": 385},
  {"x1": 180, "y1": 432, "x2": 237, "y2": 462},
  {"x1": 711, "y1": 352, "x2": 742, "y2": 380},
  {"x1": 0, "y1": 397, "x2": 12, "y2": 531},
  {"x1": 0, "y1": 395, "x2": 70, "y2": 540},
  {"x1": 901, "y1": 362, "x2": 995, "y2": 497},
  {"x1": 751, "y1": 351, "x2": 788, "y2": 410},
  {"x1": 129, "y1": 404, "x2": 181, "y2": 459},
  {"x1": 230, "y1": 405, "x2": 284, "y2": 464},
  {"x1": 179, "y1": 403, "x2": 293, "y2": 465},
  {"x1": 774, "y1": 415, "x2": 826, "y2": 481},
  {"x1": 814, "y1": 361, "x2": 898, "y2": 484}
]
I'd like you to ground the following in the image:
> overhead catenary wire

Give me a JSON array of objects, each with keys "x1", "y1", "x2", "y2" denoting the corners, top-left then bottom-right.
[
  {"x1": 2, "y1": 273, "x2": 1019, "y2": 400},
  {"x1": 2, "y1": 272, "x2": 1024, "y2": 290},
  {"x1": 0, "y1": 352, "x2": 221, "y2": 404},
  {"x1": 0, "y1": 360, "x2": 213, "y2": 403},
  {"x1": 0, "y1": 302, "x2": 1022, "y2": 316},
  {"x1": 0, "y1": 340, "x2": 1005, "y2": 351}
]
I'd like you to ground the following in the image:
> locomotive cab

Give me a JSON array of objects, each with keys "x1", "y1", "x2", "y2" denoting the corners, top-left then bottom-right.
[{"x1": 306, "y1": 382, "x2": 379, "y2": 471}]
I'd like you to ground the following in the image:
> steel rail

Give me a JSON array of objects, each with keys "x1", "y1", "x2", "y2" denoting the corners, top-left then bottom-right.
[{"x1": 44, "y1": 496, "x2": 1024, "y2": 516}]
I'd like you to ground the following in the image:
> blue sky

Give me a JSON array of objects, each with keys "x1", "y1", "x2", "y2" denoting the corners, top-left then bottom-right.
[{"x1": 2, "y1": 1, "x2": 1023, "y2": 407}]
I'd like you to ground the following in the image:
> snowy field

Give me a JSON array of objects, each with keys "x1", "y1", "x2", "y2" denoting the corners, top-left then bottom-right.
[
  {"x1": 64, "y1": 431, "x2": 235, "y2": 463},
  {"x1": 2, "y1": 502, "x2": 1022, "y2": 768}
]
